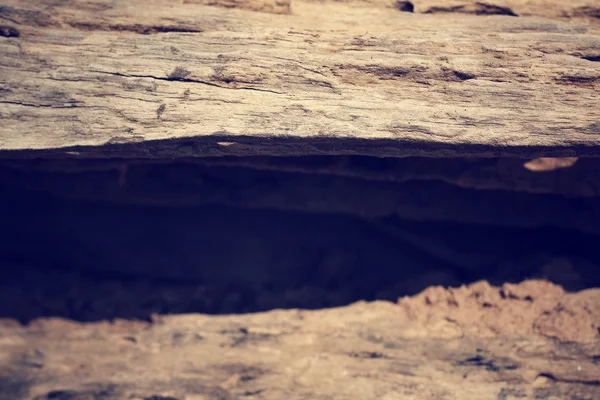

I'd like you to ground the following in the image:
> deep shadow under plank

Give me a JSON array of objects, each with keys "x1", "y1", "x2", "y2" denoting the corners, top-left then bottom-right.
[{"x1": 0, "y1": 187, "x2": 598, "y2": 323}]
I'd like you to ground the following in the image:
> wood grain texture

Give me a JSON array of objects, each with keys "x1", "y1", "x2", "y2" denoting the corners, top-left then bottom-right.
[
  {"x1": 0, "y1": 0, "x2": 599, "y2": 158},
  {"x1": 1, "y1": 287, "x2": 599, "y2": 400}
]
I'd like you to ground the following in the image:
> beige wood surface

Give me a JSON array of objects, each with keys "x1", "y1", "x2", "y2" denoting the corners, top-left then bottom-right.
[
  {"x1": 0, "y1": 0, "x2": 599, "y2": 158},
  {"x1": 1, "y1": 281, "x2": 599, "y2": 400}
]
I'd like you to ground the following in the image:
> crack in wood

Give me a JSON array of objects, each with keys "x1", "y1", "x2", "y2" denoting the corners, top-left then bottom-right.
[
  {"x1": 0, "y1": 100, "x2": 91, "y2": 109},
  {"x1": 66, "y1": 21, "x2": 203, "y2": 34},
  {"x1": 0, "y1": 24, "x2": 19, "y2": 37},
  {"x1": 536, "y1": 373, "x2": 600, "y2": 387},
  {"x1": 424, "y1": 2, "x2": 518, "y2": 16},
  {"x1": 92, "y1": 70, "x2": 283, "y2": 95}
]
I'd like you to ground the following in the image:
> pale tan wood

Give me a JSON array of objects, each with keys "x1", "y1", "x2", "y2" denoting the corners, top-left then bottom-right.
[
  {"x1": 1, "y1": 285, "x2": 599, "y2": 400},
  {"x1": 0, "y1": 0, "x2": 599, "y2": 158}
]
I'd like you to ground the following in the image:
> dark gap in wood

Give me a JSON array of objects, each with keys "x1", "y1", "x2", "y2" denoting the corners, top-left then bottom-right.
[{"x1": 0, "y1": 156, "x2": 598, "y2": 323}]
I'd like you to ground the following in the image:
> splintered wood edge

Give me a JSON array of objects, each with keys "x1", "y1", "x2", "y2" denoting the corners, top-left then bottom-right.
[{"x1": 0, "y1": 0, "x2": 599, "y2": 159}]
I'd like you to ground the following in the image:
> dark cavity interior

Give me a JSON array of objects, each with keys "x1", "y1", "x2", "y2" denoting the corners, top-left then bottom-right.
[{"x1": 0, "y1": 155, "x2": 598, "y2": 323}]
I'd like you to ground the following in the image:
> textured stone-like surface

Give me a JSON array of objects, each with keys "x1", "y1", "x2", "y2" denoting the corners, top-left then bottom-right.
[{"x1": 0, "y1": 282, "x2": 599, "y2": 400}]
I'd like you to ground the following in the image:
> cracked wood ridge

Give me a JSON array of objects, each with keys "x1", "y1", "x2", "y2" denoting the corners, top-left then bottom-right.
[{"x1": 0, "y1": 0, "x2": 599, "y2": 157}]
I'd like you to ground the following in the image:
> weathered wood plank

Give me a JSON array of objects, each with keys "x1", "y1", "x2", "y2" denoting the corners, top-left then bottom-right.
[
  {"x1": 1, "y1": 282, "x2": 599, "y2": 400},
  {"x1": 1, "y1": 0, "x2": 599, "y2": 158}
]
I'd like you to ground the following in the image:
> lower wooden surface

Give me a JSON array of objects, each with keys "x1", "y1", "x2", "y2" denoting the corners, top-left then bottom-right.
[{"x1": 1, "y1": 281, "x2": 599, "y2": 400}]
